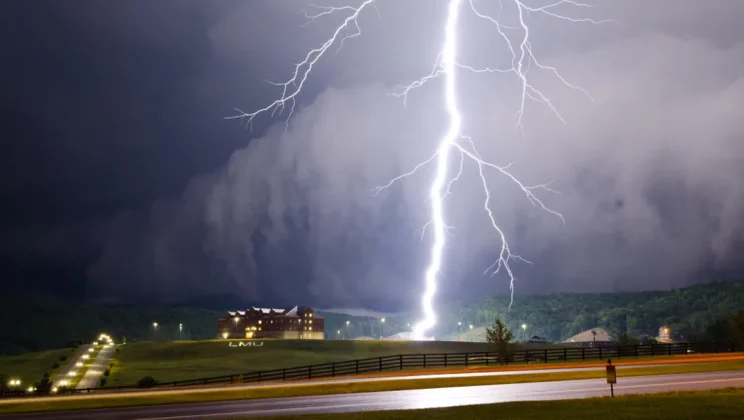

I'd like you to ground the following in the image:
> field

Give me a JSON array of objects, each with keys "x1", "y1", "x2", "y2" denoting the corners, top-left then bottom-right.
[
  {"x1": 0, "y1": 348, "x2": 75, "y2": 386},
  {"x1": 108, "y1": 339, "x2": 501, "y2": 386},
  {"x1": 262, "y1": 388, "x2": 744, "y2": 420}
]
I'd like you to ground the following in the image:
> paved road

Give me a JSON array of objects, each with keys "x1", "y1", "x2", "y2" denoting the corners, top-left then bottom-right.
[
  {"x1": 7, "y1": 370, "x2": 744, "y2": 420},
  {"x1": 76, "y1": 345, "x2": 115, "y2": 389},
  {"x1": 52, "y1": 345, "x2": 92, "y2": 388}
]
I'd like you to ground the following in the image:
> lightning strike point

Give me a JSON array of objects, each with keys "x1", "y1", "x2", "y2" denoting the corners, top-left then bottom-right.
[{"x1": 232, "y1": 0, "x2": 605, "y2": 342}]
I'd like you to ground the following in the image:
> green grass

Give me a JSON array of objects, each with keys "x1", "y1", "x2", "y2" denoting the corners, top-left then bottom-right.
[
  {"x1": 0, "y1": 348, "x2": 75, "y2": 386},
  {"x1": 2, "y1": 359, "x2": 742, "y2": 415},
  {"x1": 108, "y1": 339, "x2": 501, "y2": 386},
  {"x1": 258, "y1": 388, "x2": 744, "y2": 420}
]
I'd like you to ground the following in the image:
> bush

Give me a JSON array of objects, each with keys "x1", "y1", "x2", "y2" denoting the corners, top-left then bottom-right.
[
  {"x1": 99, "y1": 378, "x2": 107, "y2": 387},
  {"x1": 42, "y1": 372, "x2": 50, "y2": 380},
  {"x1": 59, "y1": 356, "x2": 67, "y2": 362},
  {"x1": 103, "y1": 369, "x2": 110, "y2": 377},
  {"x1": 137, "y1": 376, "x2": 157, "y2": 388},
  {"x1": 51, "y1": 362, "x2": 60, "y2": 369}
]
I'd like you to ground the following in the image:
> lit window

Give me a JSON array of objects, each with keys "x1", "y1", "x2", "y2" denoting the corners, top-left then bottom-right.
[
  {"x1": 310, "y1": 327, "x2": 313, "y2": 331},
  {"x1": 259, "y1": 327, "x2": 262, "y2": 331},
  {"x1": 309, "y1": 320, "x2": 313, "y2": 324},
  {"x1": 310, "y1": 313, "x2": 313, "y2": 317},
  {"x1": 258, "y1": 320, "x2": 262, "y2": 325}
]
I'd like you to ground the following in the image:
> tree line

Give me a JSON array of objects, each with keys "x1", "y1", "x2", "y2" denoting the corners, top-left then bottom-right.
[{"x1": 1, "y1": 280, "x2": 742, "y2": 355}]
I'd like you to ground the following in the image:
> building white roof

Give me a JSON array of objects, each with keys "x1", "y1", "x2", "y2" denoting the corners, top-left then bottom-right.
[
  {"x1": 285, "y1": 306, "x2": 298, "y2": 316},
  {"x1": 565, "y1": 328, "x2": 612, "y2": 343}
]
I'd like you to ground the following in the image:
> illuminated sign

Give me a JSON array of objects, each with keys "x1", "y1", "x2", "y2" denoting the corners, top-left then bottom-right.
[{"x1": 228, "y1": 342, "x2": 264, "y2": 347}]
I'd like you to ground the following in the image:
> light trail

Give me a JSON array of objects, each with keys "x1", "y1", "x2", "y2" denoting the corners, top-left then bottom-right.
[{"x1": 229, "y1": 0, "x2": 605, "y2": 340}]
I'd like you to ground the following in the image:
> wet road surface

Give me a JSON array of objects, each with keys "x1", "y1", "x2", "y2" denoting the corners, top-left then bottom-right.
[{"x1": 6, "y1": 370, "x2": 744, "y2": 419}]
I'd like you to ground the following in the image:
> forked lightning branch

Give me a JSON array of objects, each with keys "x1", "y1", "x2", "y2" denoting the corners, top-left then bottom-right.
[{"x1": 228, "y1": 0, "x2": 607, "y2": 340}]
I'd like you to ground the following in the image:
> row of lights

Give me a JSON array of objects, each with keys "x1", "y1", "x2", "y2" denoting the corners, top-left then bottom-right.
[{"x1": 6, "y1": 333, "x2": 114, "y2": 394}]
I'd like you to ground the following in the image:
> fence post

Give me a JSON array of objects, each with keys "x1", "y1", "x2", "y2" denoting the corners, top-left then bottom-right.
[
  {"x1": 423, "y1": 354, "x2": 427, "y2": 368},
  {"x1": 258, "y1": 371, "x2": 262, "y2": 382},
  {"x1": 668, "y1": 344, "x2": 671, "y2": 356},
  {"x1": 379, "y1": 357, "x2": 382, "y2": 372},
  {"x1": 465, "y1": 353, "x2": 469, "y2": 367},
  {"x1": 582, "y1": 347, "x2": 585, "y2": 360},
  {"x1": 525, "y1": 350, "x2": 529, "y2": 363},
  {"x1": 563, "y1": 348, "x2": 567, "y2": 361},
  {"x1": 332, "y1": 362, "x2": 336, "y2": 377},
  {"x1": 635, "y1": 345, "x2": 639, "y2": 358},
  {"x1": 400, "y1": 354, "x2": 403, "y2": 370},
  {"x1": 544, "y1": 349, "x2": 548, "y2": 363},
  {"x1": 355, "y1": 359, "x2": 359, "y2": 375},
  {"x1": 444, "y1": 353, "x2": 448, "y2": 367},
  {"x1": 599, "y1": 347, "x2": 602, "y2": 360},
  {"x1": 651, "y1": 344, "x2": 655, "y2": 356},
  {"x1": 283, "y1": 368, "x2": 286, "y2": 381},
  {"x1": 485, "y1": 352, "x2": 489, "y2": 366}
]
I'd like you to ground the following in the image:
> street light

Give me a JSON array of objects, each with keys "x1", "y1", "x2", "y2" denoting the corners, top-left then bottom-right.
[
  {"x1": 345, "y1": 320, "x2": 350, "y2": 339},
  {"x1": 179, "y1": 323, "x2": 183, "y2": 340},
  {"x1": 469, "y1": 324, "x2": 474, "y2": 342},
  {"x1": 458, "y1": 322, "x2": 462, "y2": 342},
  {"x1": 381, "y1": 318, "x2": 386, "y2": 339},
  {"x1": 521, "y1": 323, "x2": 527, "y2": 341}
]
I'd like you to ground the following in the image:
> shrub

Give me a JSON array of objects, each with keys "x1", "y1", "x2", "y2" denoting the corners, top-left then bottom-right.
[
  {"x1": 51, "y1": 362, "x2": 60, "y2": 369},
  {"x1": 99, "y1": 378, "x2": 107, "y2": 387},
  {"x1": 137, "y1": 376, "x2": 157, "y2": 388},
  {"x1": 103, "y1": 369, "x2": 110, "y2": 377},
  {"x1": 59, "y1": 356, "x2": 67, "y2": 362}
]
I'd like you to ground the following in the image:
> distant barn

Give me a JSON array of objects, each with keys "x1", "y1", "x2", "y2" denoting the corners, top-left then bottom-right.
[{"x1": 564, "y1": 328, "x2": 613, "y2": 347}]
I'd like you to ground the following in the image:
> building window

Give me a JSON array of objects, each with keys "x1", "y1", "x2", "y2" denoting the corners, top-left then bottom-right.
[
  {"x1": 310, "y1": 327, "x2": 313, "y2": 331},
  {"x1": 309, "y1": 320, "x2": 313, "y2": 324},
  {"x1": 259, "y1": 327, "x2": 262, "y2": 331},
  {"x1": 258, "y1": 320, "x2": 262, "y2": 325}
]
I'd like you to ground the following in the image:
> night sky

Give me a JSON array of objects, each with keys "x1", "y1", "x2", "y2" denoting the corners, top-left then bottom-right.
[{"x1": 2, "y1": 0, "x2": 744, "y2": 313}]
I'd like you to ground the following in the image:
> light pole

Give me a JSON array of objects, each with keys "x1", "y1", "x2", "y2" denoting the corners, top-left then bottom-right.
[
  {"x1": 469, "y1": 324, "x2": 474, "y2": 342},
  {"x1": 457, "y1": 321, "x2": 462, "y2": 342},
  {"x1": 337, "y1": 329, "x2": 341, "y2": 339},
  {"x1": 521, "y1": 323, "x2": 527, "y2": 342},
  {"x1": 152, "y1": 322, "x2": 158, "y2": 340},
  {"x1": 179, "y1": 323, "x2": 183, "y2": 340},
  {"x1": 381, "y1": 318, "x2": 386, "y2": 339},
  {"x1": 345, "y1": 320, "x2": 350, "y2": 340}
]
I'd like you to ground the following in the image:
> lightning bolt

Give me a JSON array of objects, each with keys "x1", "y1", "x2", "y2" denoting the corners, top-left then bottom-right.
[{"x1": 229, "y1": 0, "x2": 606, "y2": 341}]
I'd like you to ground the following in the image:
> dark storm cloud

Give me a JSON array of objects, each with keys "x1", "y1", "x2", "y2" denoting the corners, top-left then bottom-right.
[{"x1": 4, "y1": 1, "x2": 744, "y2": 310}]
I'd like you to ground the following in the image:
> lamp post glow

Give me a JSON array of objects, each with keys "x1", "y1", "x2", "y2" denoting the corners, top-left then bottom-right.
[
  {"x1": 381, "y1": 318, "x2": 386, "y2": 339},
  {"x1": 179, "y1": 323, "x2": 183, "y2": 340},
  {"x1": 345, "y1": 320, "x2": 350, "y2": 340},
  {"x1": 457, "y1": 321, "x2": 462, "y2": 342},
  {"x1": 521, "y1": 323, "x2": 527, "y2": 341}
]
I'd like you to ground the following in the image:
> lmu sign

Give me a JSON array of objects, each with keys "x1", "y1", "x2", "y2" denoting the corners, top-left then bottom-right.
[{"x1": 228, "y1": 342, "x2": 264, "y2": 347}]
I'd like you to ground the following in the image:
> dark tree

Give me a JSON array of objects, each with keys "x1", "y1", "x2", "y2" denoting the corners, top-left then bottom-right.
[
  {"x1": 730, "y1": 310, "x2": 744, "y2": 347},
  {"x1": 486, "y1": 319, "x2": 514, "y2": 364}
]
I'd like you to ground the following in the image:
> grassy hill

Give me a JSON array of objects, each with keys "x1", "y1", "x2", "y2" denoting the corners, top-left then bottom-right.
[
  {"x1": 0, "y1": 348, "x2": 75, "y2": 388},
  {"x1": 106, "y1": 339, "x2": 498, "y2": 386}
]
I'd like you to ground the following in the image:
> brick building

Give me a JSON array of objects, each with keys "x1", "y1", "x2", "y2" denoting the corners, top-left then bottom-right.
[{"x1": 218, "y1": 306, "x2": 324, "y2": 340}]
